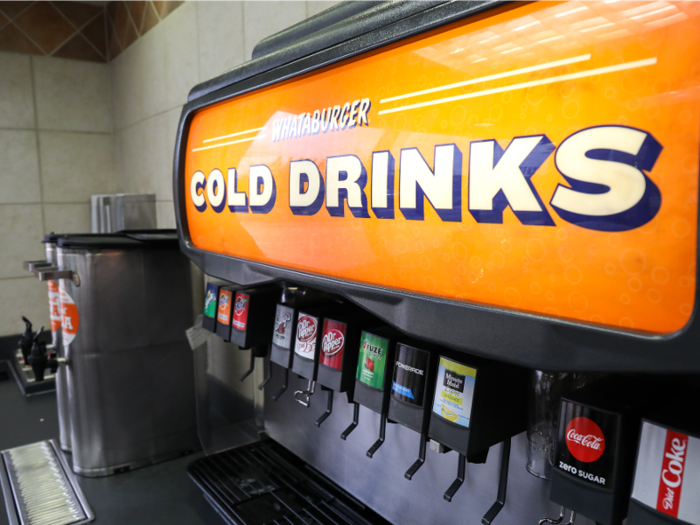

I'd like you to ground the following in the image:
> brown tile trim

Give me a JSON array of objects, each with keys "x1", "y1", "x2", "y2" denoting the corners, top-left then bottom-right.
[{"x1": 0, "y1": 0, "x2": 182, "y2": 63}]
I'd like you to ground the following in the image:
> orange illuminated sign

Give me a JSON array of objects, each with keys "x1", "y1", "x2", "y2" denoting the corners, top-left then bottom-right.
[{"x1": 183, "y1": 2, "x2": 700, "y2": 335}]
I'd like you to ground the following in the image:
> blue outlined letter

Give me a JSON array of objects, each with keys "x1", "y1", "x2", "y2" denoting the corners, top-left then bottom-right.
[
  {"x1": 325, "y1": 155, "x2": 370, "y2": 218},
  {"x1": 371, "y1": 151, "x2": 395, "y2": 219},
  {"x1": 289, "y1": 160, "x2": 325, "y2": 216},
  {"x1": 249, "y1": 165, "x2": 276, "y2": 214}
]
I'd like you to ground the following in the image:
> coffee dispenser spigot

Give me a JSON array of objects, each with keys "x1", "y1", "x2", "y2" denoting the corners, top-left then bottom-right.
[
  {"x1": 18, "y1": 316, "x2": 34, "y2": 363},
  {"x1": 27, "y1": 327, "x2": 64, "y2": 382}
]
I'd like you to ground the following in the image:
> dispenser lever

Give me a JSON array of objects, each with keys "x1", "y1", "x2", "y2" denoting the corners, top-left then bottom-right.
[
  {"x1": 23, "y1": 260, "x2": 51, "y2": 272},
  {"x1": 367, "y1": 413, "x2": 387, "y2": 458},
  {"x1": 258, "y1": 356, "x2": 272, "y2": 390},
  {"x1": 443, "y1": 453, "x2": 466, "y2": 502},
  {"x1": 239, "y1": 349, "x2": 255, "y2": 381},
  {"x1": 482, "y1": 438, "x2": 511, "y2": 524},
  {"x1": 272, "y1": 368, "x2": 289, "y2": 401},
  {"x1": 294, "y1": 380, "x2": 315, "y2": 407},
  {"x1": 405, "y1": 434, "x2": 427, "y2": 480},
  {"x1": 340, "y1": 398, "x2": 359, "y2": 440},
  {"x1": 315, "y1": 388, "x2": 333, "y2": 427},
  {"x1": 34, "y1": 266, "x2": 80, "y2": 286},
  {"x1": 538, "y1": 507, "x2": 565, "y2": 525}
]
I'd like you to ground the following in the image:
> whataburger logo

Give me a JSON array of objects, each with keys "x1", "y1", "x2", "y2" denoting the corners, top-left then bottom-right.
[
  {"x1": 189, "y1": 123, "x2": 663, "y2": 233},
  {"x1": 271, "y1": 98, "x2": 371, "y2": 142}
]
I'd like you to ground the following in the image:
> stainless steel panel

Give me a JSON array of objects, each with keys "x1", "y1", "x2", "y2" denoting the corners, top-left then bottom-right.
[
  {"x1": 90, "y1": 194, "x2": 156, "y2": 233},
  {"x1": 264, "y1": 368, "x2": 596, "y2": 525},
  {"x1": 57, "y1": 246, "x2": 199, "y2": 477}
]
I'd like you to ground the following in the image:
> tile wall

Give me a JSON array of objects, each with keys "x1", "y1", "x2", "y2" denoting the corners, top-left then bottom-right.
[
  {"x1": 0, "y1": 1, "x2": 340, "y2": 335},
  {"x1": 0, "y1": 51, "x2": 113, "y2": 336},
  {"x1": 111, "y1": 1, "x2": 340, "y2": 229}
]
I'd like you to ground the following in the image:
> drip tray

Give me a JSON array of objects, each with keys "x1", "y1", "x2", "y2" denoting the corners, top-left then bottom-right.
[
  {"x1": 188, "y1": 439, "x2": 390, "y2": 525},
  {"x1": 0, "y1": 440, "x2": 94, "y2": 525}
]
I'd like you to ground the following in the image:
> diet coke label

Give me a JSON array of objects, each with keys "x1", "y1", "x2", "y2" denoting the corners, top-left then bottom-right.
[
  {"x1": 566, "y1": 417, "x2": 606, "y2": 463},
  {"x1": 294, "y1": 314, "x2": 318, "y2": 358},
  {"x1": 319, "y1": 320, "x2": 347, "y2": 370},
  {"x1": 631, "y1": 422, "x2": 700, "y2": 524},
  {"x1": 556, "y1": 401, "x2": 617, "y2": 488}
]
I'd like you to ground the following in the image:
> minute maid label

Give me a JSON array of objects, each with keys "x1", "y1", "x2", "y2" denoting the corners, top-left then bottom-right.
[
  {"x1": 432, "y1": 357, "x2": 476, "y2": 428},
  {"x1": 356, "y1": 332, "x2": 388, "y2": 389}
]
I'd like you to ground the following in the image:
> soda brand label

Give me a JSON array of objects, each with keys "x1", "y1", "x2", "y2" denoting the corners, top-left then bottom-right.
[
  {"x1": 183, "y1": 2, "x2": 700, "y2": 335},
  {"x1": 357, "y1": 331, "x2": 389, "y2": 389},
  {"x1": 232, "y1": 293, "x2": 249, "y2": 330},
  {"x1": 58, "y1": 283, "x2": 78, "y2": 346},
  {"x1": 391, "y1": 344, "x2": 429, "y2": 407},
  {"x1": 272, "y1": 304, "x2": 294, "y2": 349},
  {"x1": 203, "y1": 283, "x2": 218, "y2": 319},
  {"x1": 319, "y1": 319, "x2": 346, "y2": 370},
  {"x1": 294, "y1": 313, "x2": 318, "y2": 359},
  {"x1": 217, "y1": 289, "x2": 232, "y2": 324},
  {"x1": 556, "y1": 402, "x2": 617, "y2": 488},
  {"x1": 632, "y1": 422, "x2": 700, "y2": 524},
  {"x1": 432, "y1": 357, "x2": 476, "y2": 428},
  {"x1": 48, "y1": 280, "x2": 61, "y2": 333}
]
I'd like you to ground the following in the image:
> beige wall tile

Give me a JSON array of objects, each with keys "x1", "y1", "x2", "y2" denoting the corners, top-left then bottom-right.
[
  {"x1": 110, "y1": 40, "x2": 143, "y2": 131},
  {"x1": 120, "y1": 106, "x2": 181, "y2": 201},
  {"x1": 0, "y1": 130, "x2": 41, "y2": 204},
  {"x1": 34, "y1": 56, "x2": 112, "y2": 133},
  {"x1": 43, "y1": 203, "x2": 92, "y2": 234},
  {"x1": 243, "y1": 1, "x2": 307, "y2": 61},
  {"x1": 306, "y1": 1, "x2": 343, "y2": 18},
  {"x1": 39, "y1": 131, "x2": 115, "y2": 203},
  {"x1": 163, "y1": 2, "x2": 200, "y2": 112},
  {"x1": 0, "y1": 277, "x2": 51, "y2": 337},
  {"x1": 0, "y1": 204, "x2": 45, "y2": 279},
  {"x1": 156, "y1": 201, "x2": 176, "y2": 229},
  {"x1": 0, "y1": 52, "x2": 35, "y2": 130},
  {"x1": 197, "y1": 1, "x2": 245, "y2": 83}
]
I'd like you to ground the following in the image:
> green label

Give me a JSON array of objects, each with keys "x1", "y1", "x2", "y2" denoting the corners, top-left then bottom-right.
[
  {"x1": 204, "y1": 284, "x2": 218, "y2": 318},
  {"x1": 356, "y1": 332, "x2": 388, "y2": 389}
]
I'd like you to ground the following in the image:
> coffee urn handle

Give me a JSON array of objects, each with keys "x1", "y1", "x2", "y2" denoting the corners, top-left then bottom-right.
[{"x1": 34, "y1": 266, "x2": 80, "y2": 287}]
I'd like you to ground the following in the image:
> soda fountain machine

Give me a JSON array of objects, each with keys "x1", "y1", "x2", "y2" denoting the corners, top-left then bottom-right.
[{"x1": 174, "y1": 2, "x2": 700, "y2": 524}]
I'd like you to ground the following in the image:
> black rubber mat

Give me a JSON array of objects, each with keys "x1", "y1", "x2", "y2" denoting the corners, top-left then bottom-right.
[{"x1": 187, "y1": 439, "x2": 390, "y2": 525}]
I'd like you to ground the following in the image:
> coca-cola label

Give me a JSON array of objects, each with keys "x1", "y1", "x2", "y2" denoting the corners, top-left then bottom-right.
[
  {"x1": 631, "y1": 422, "x2": 700, "y2": 524},
  {"x1": 555, "y1": 401, "x2": 617, "y2": 488},
  {"x1": 319, "y1": 320, "x2": 346, "y2": 370},
  {"x1": 294, "y1": 314, "x2": 318, "y2": 359},
  {"x1": 232, "y1": 293, "x2": 249, "y2": 330},
  {"x1": 272, "y1": 305, "x2": 293, "y2": 349},
  {"x1": 566, "y1": 417, "x2": 606, "y2": 463}
]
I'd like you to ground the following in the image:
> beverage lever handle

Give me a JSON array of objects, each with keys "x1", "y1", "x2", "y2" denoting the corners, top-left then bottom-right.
[{"x1": 34, "y1": 267, "x2": 80, "y2": 286}]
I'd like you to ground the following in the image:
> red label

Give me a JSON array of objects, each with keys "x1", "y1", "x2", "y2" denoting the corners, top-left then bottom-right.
[
  {"x1": 656, "y1": 430, "x2": 688, "y2": 518},
  {"x1": 232, "y1": 293, "x2": 249, "y2": 330},
  {"x1": 319, "y1": 320, "x2": 347, "y2": 370},
  {"x1": 566, "y1": 417, "x2": 605, "y2": 463},
  {"x1": 217, "y1": 290, "x2": 232, "y2": 324},
  {"x1": 295, "y1": 315, "x2": 318, "y2": 356},
  {"x1": 47, "y1": 281, "x2": 61, "y2": 333},
  {"x1": 59, "y1": 286, "x2": 79, "y2": 346}
]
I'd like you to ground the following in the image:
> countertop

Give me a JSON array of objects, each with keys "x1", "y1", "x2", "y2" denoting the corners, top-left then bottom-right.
[{"x1": 0, "y1": 361, "x2": 225, "y2": 525}]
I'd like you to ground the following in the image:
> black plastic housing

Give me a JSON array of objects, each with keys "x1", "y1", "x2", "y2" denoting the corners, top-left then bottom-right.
[
  {"x1": 550, "y1": 376, "x2": 675, "y2": 525},
  {"x1": 229, "y1": 287, "x2": 281, "y2": 349},
  {"x1": 316, "y1": 311, "x2": 376, "y2": 393},
  {"x1": 428, "y1": 355, "x2": 527, "y2": 458},
  {"x1": 388, "y1": 340, "x2": 439, "y2": 436},
  {"x1": 353, "y1": 326, "x2": 401, "y2": 415}
]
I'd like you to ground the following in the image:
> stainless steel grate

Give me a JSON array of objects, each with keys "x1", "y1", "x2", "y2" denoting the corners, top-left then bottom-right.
[
  {"x1": 188, "y1": 439, "x2": 390, "y2": 525},
  {"x1": 0, "y1": 440, "x2": 94, "y2": 525}
]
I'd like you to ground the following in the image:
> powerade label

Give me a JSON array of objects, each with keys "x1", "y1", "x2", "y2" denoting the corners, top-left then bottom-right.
[
  {"x1": 319, "y1": 319, "x2": 346, "y2": 370},
  {"x1": 432, "y1": 357, "x2": 476, "y2": 428},
  {"x1": 232, "y1": 293, "x2": 249, "y2": 330},
  {"x1": 272, "y1": 304, "x2": 294, "y2": 349},
  {"x1": 294, "y1": 313, "x2": 318, "y2": 359},
  {"x1": 203, "y1": 283, "x2": 218, "y2": 318},
  {"x1": 217, "y1": 289, "x2": 232, "y2": 324},
  {"x1": 356, "y1": 332, "x2": 388, "y2": 389},
  {"x1": 555, "y1": 400, "x2": 618, "y2": 488},
  {"x1": 391, "y1": 344, "x2": 429, "y2": 407}
]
